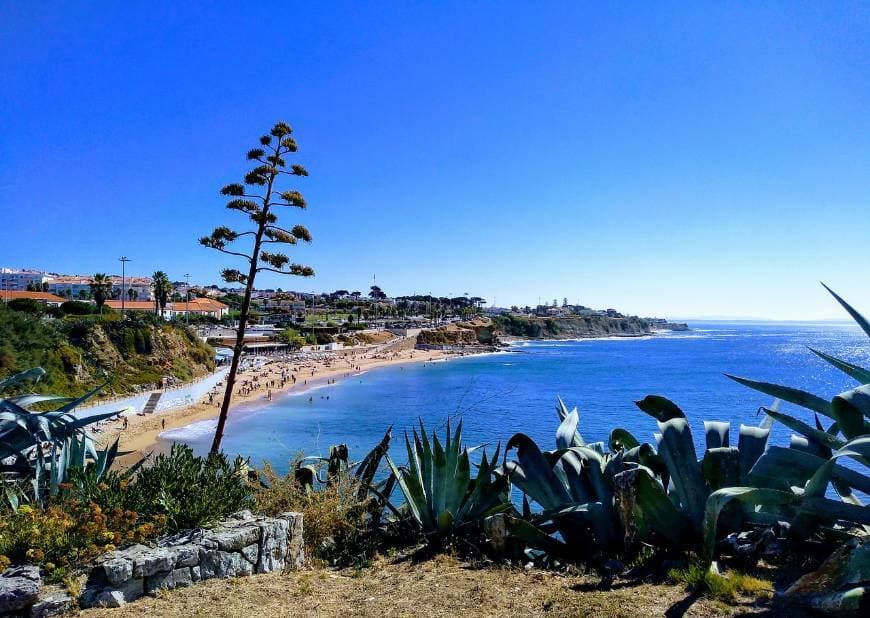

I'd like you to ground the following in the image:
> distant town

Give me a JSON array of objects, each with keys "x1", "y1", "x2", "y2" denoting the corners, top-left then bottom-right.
[{"x1": 0, "y1": 266, "x2": 676, "y2": 334}]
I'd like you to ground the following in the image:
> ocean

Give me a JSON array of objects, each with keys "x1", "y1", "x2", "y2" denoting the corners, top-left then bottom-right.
[{"x1": 163, "y1": 321, "x2": 869, "y2": 471}]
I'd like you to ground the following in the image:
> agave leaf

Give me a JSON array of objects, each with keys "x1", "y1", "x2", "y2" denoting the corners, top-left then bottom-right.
[
  {"x1": 821, "y1": 283, "x2": 870, "y2": 339},
  {"x1": 505, "y1": 433, "x2": 571, "y2": 510},
  {"x1": 634, "y1": 395, "x2": 685, "y2": 421},
  {"x1": 657, "y1": 418, "x2": 708, "y2": 531},
  {"x1": 558, "y1": 450, "x2": 594, "y2": 503},
  {"x1": 95, "y1": 436, "x2": 120, "y2": 478},
  {"x1": 737, "y1": 424, "x2": 770, "y2": 483},
  {"x1": 491, "y1": 513, "x2": 568, "y2": 557},
  {"x1": 385, "y1": 452, "x2": 433, "y2": 531},
  {"x1": 726, "y1": 375, "x2": 834, "y2": 420},
  {"x1": 809, "y1": 348, "x2": 870, "y2": 384},
  {"x1": 353, "y1": 426, "x2": 392, "y2": 500},
  {"x1": 8, "y1": 395, "x2": 71, "y2": 409},
  {"x1": 703, "y1": 487, "x2": 798, "y2": 560},
  {"x1": 623, "y1": 443, "x2": 669, "y2": 484},
  {"x1": 0, "y1": 368, "x2": 45, "y2": 391},
  {"x1": 555, "y1": 407, "x2": 580, "y2": 450},
  {"x1": 50, "y1": 382, "x2": 109, "y2": 415},
  {"x1": 61, "y1": 409, "x2": 126, "y2": 433},
  {"x1": 431, "y1": 430, "x2": 448, "y2": 519},
  {"x1": 831, "y1": 385, "x2": 870, "y2": 440},
  {"x1": 799, "y1": 496, "x2": 870, "y2": 526},
  {"x1": 702, "y1": 447, "x2": 740, "y2": 491},
  {"x1": 748, "y1": 446, "x2": 828, "y2": 491},
  {"x1": 762, "y1": 407, "x2": 846, "y2": 451},
  {"x1": 609, "y1": 428, "x2": 640, "y2": 451},
  {"x1": 556, "y1": 398, "x2": 585, "y2": 446},
  {"x1": 704, "y1": 421, "x2": 730, "y2": 449}
]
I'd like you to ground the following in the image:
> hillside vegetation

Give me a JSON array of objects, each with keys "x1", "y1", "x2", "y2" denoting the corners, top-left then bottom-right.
[
  {"x1": 492, "y1": 313, "x2": 654, "y2": 339},
  {"x1": 0, "y1": 304, "x2": 215, "y2": 397}
]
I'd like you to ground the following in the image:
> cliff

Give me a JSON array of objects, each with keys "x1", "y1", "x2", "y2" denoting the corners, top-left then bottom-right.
[
  {"x1": 416, "y1": 318, "x2": 498, "y2": 347},
  {"x1": 491, "y1": 314, "x2": 688, "y2": 340},
  {"x1": 0, "y1": 306, "x2": 215, "y2": 397}
]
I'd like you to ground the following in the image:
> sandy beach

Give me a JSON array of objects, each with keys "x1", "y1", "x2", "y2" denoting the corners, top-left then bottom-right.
[{"x1": 98, "y1": 345, "x2": 462, "y2": 467}]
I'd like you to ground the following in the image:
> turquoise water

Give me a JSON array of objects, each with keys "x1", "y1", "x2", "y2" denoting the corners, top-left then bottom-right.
[{"x1": 164, "y1": 322, "x2": 869, "y2": 471}]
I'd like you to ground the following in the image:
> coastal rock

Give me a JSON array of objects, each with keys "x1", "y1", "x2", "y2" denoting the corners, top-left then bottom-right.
[{"x1": 0, "y1": 565, "x2": 41, "y2": 614}]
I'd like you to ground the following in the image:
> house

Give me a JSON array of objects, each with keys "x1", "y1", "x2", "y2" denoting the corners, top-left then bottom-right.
[
  {"x1": 0, "y1": 290, "x2": 66, "y2": 307},
  {"x1": 0, "y1": 268, "x2": 52, "y2": 291},
  {"x1": 167, "y1": 298, "x2": 229, "y2": 319},
  {"x1": 105, "y1": 300, "x2": 157, "y2": 313},
  {"x1": 105, "y1": 298, "x2": 229, "y2": 319}
]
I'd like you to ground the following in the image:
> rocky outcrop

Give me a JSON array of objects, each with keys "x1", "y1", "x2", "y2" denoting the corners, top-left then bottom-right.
[
  {"x1": 80, "y1": 510, "x2": 303, "y2": 609},
  {"x1": 416, "y1": 318, "x2": 499, "y2": 348},
  {"x1": 492, "y1": 314, "x2": 687, "y2": 340}
]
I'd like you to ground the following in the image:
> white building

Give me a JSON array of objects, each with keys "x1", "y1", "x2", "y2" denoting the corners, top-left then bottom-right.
[{"x1": 0, "y1": 268, "x2": 52, "y2": 291}]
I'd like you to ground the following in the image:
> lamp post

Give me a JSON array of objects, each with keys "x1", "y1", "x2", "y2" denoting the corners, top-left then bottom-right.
[
  {"x1": 184, "y1": 273, "x2": 190, "y2": 325},
  {"x1": 119, "y1": 256, "x2": 131, "y2": 316}
]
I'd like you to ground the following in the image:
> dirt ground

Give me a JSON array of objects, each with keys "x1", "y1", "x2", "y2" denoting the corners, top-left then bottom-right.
[{"x1": 77, "y1": 555, "x2": 802, "y2": 618}]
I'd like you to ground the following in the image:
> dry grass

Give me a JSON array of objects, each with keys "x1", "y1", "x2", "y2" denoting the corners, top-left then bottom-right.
[{"x1": 77, "y1": 554, "x2": 797, "y2": 618}]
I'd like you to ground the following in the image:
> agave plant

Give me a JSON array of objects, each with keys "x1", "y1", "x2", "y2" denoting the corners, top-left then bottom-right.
[
  {"x1": 0, "y1": 367, "x2": 125, "y2": 508},
  {"x1": 292, "y1": 426, "x2": 397, "y2": 525},
  {"x1": 386, "y1": 420, "x2": 509, "y2": 540},
  {"x1": 498, "y1": 394, "x2": 780, "y2": 563},
  {"x1": 701, "y1": 285, "x2": 870, "y2": 565}
]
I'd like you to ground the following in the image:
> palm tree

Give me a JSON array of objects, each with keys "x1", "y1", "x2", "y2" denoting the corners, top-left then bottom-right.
[
  {"x1": 89, "y1": 273, "x2": 112, "y2": 314},
  {"x1": 152, "y1": 271, "x2": 171, "y2": 318}
]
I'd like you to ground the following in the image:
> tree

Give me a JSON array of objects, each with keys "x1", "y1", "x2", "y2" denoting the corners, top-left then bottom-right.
[
  {"x1": 369, "y1": 285, "x2": 386, "y2": 300},
  {"x1": 127, "y1": 287, "x2": 136, "y2": 301},
  {"x1": 200, "y1": 121, "x2": 313, "y2": 453},
  {"x1": 152, "y1": 271, "x2": 171, "y2": 317},
  {"x1": 89, "y1": 273, "x2": 112, "y2": 313}
]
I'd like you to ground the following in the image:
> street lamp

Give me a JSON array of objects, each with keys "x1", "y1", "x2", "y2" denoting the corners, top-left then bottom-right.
[
  {"x1": 184, "y1": 273, "x2": 190, "y2": 325},
  {"x1": 119, "y1": 256, "x2": 131, "y2": 316}
]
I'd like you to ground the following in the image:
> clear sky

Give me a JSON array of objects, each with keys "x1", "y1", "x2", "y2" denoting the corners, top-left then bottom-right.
[{"x1": 1, "y1": 2, "x2": 868, "y2": 320}]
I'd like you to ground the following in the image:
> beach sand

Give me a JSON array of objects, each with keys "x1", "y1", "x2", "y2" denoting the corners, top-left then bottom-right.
[{"x1": 98, "y1": 346, "x2": 461, "y2": 467}]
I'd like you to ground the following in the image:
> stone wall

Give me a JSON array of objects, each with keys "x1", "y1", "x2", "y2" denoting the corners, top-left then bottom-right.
[
  {"x1": 81, "y1": 510, "x2": 303, "y2": 608},
  {"x1": 0, "y1": 510, "x2": 303, "y2": 615}
]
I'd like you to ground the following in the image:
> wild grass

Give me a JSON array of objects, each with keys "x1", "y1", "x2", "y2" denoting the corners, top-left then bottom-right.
[
  {"x1": 251, "y1": 460, "x2": 374, "y2": 567},
  {"x1": 668, "y1": 560, "x2": 773, "y2": 603}
]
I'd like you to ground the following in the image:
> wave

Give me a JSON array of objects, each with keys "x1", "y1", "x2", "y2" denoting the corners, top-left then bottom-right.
[{"x1": 161, "y1": 418, "x2": 218, "y2": 441}]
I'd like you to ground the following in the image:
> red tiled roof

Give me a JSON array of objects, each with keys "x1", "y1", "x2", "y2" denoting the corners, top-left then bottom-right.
[
  {"x1": 105, "y1": 300, "x2": 156, "y2": 310},
  {"x1": 1, "y1": 291, "x2": 67, "y2": 303}
]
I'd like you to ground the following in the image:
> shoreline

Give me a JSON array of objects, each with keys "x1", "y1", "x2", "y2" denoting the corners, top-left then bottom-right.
[{"x1": 101, "y1": 346, "x2": 474, "y2": 467}]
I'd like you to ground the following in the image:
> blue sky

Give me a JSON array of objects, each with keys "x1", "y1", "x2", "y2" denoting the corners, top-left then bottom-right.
[{"x1": 1, "y1": 2, "x2": 868, "y2": 319}]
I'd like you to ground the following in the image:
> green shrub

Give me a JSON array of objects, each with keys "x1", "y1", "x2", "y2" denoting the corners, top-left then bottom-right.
[
  {"x1": 122, "y1": 444, "x2": 252, "y2": 530},
  {"x1": 6, "y1": 298, "x2": 42, "y2": 313},
  {"x1": 60, "y1": 300, "x2": 93, "y2": 315}
]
